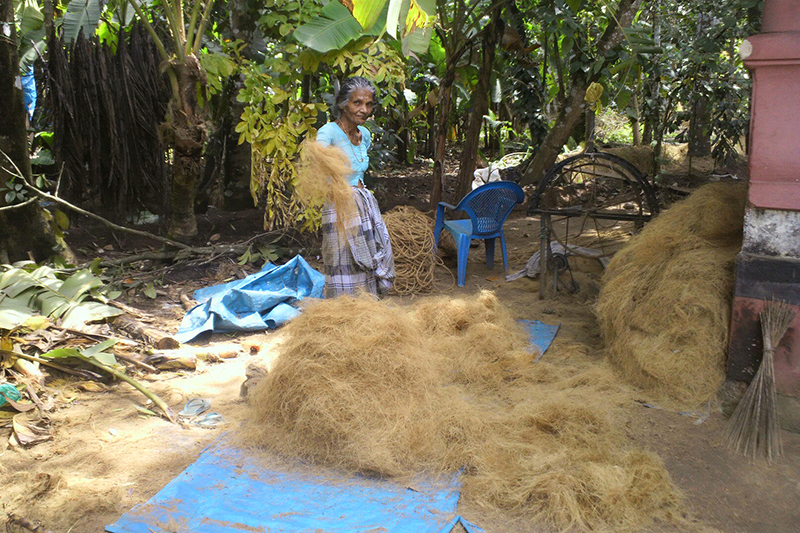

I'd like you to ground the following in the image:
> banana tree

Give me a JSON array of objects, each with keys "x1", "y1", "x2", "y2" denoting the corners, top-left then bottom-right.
[
  {"x1": 294, "y1": 0, "x2": 436, "y2": 55},
  {"x1": 125, "y1": 0, "x2": 216, "y2": 240}
]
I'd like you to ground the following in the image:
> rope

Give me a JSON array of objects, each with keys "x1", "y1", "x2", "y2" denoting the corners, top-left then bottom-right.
[{"x1": 384, "y1": 206, "x2": 453, "y2": 295}]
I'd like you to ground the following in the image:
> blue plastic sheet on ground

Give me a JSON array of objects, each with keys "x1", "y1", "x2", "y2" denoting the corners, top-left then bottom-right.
[
  {"x1": 175, "y1": 255, "x2": 324, "y2": 343},
  {"x1": 519, "y1": 319, "x2": 560, "y2": 360},
  {"x1": 106, "y1": 439, "x2": 484, "y2": 533}
]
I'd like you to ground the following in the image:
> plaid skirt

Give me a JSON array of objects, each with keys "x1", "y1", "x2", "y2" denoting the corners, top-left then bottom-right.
[{"x1": 322, "y1": 187, "x2": 395, "y2": 298}]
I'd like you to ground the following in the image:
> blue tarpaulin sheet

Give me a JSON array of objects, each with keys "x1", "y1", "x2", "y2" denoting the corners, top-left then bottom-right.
[
  {"x1": 519, "y1": 319, "x2": 560, "y2": 360},
  {"x1": 21, "y1": 68, "x2": 36, "y2": 120},
  {"x1": 175, "y1": 256, "x2": 324, "y2": 343},
  {"x1": 106, "y1": 440, "x2": 483, "y2": 533}
]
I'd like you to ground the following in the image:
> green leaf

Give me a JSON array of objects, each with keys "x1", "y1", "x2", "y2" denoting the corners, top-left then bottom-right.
[
  {"x1": 59, "y1": 270, "x2": 102, "y2": 300},
  {"x1": 31, "y1": 149, "x2": 55, "y2": 166},
  {"x1": 351, "y1": 0, "x2": 388, "y2": 32},
  {"x1": 62, "y1": 0, "x2": 102, "y2": 44},
  {"x1": 42, "y1": 347, "x2": 83, "y2": 359},
  {"x1": 143, "y1": 283, "x2": 157, "y2": 299},
  {"x1": 60, "y1": 301, "x2": 123, "y2": 329},
  {"x1": 82, "y1": 339, "x2": 117, "y2": 357},
  {"x1": 401, "y1": 25, "x2": 432, "y2": 55},
  {"x1": 566, "y1": 0, "x2": 582, "y2": 12},
  {"x1": 0, "y1": 297, "x2": 36, "y2": 331},
  {"x1": 54, "y1": 210, "x2": 70, "y2": 230},
  {"x1": 16, "y1": 0, "x2": 44, "y2": 36},
  {"x1": 293, "y1": 1, "x2": 364, "y2": 53},
  {"x1": 199, "y1": 52, "x2": 237, "y2": 78}
]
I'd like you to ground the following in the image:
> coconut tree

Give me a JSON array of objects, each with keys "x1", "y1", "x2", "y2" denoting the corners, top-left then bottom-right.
[{"x1": 125, "y1": 0, "x2": 216, "y2": 240}]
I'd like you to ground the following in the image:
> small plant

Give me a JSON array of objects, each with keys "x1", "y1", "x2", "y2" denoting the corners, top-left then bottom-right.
[{"x1": 0, "y1": 177, "x2": 28, "y2": 204}]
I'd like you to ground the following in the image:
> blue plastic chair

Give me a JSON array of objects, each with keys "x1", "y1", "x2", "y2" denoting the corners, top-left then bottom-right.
[{"x1": 433, "y1": 181, "x2": 525, "y2": 287}]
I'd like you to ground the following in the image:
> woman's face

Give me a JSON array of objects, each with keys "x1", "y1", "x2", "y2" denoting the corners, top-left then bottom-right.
[{"x1": 340, "y1": 88, "x2": 374, "y2": 126}]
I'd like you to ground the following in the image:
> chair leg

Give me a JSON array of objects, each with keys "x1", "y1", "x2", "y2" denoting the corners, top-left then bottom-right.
[
  {"x1": 433, "y1": 217, "x2": 444, "y2": 253},
  {"x1": 456, "y1": 234, "x2": 470, "y2": 287},
  {"x1": 484, "y1": 238, "x2": 495, "y2": 269},
  {"x1": 500, "y1": 232, "x2": 509, "y2": 273}
]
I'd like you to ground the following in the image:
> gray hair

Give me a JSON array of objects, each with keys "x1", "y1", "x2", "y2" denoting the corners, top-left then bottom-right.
[{"x1": 334, "y1": 77, "x2": 377, "y2": 115}]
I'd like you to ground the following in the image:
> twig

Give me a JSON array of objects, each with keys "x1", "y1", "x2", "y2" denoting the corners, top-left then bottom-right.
[
  {"x1": 107, "y1": 301, "x2": 145, "y2": 319},
  {"x1": 49, "y1": 324, "x2": 138, "y2": 346},
  {"x1": 115, "y1": 352, "x2": 159, "y2": 373},
  {"x1": 0, "y1": 197, "x2": 36, "y2": 213},
  {"x1": 0, "y1": 150, "x2": 191, "y2": 250}
]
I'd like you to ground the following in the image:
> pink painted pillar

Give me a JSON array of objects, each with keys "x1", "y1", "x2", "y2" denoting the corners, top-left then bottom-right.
[{"x1": 728, "y1": 0, "x2": 800, "y2": 403}]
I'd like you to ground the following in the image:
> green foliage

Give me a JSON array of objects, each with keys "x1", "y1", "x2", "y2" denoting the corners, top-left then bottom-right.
[
  {"x1": 294, "y1": 0, "x2": 435, "y2": 54},
  {"x1": 236, "y1": 61, "x2": 325, "y2": 230},
  {"x1": 61, "y1": 0, "x2": 102, "y2": 44},
  {"x1": 293, "y1": 0, "x2": 364, "y2": 53},
  {"x1": 0, "y1": 178, "x2": 28, "y2": 205},
  {"x1": 0, "y1": 264, "x2": 122, "y2": 331},
  {"x1": 231, "y1": 0, "x2": 406, "y2": 231},
  {"x1": 238, "y1": 243, "x2": 279, "y2": 266}
]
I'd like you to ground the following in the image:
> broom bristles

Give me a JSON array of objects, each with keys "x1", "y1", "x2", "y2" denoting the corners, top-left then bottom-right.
[{"x1": 725, "y1": 299, "x2": 796, "y2": 460}]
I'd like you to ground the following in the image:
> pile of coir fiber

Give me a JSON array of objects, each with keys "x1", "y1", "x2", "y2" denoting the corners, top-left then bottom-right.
[
  {"x1": 245, "y1": 292, "x2": 685, "y2": 531},
  {"x1": 383, "y1": 206, "x2": 438, "y2": 294},
  {"x1": 595, "y1": 182, "x2": 748, "y2": 407}
]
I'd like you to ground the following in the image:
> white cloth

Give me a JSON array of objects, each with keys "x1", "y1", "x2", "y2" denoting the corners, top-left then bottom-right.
[
  {"x1": 471, "y1": 166, "x2": 502, "y2": 190},
  {"x1": 505, "y1": 243, "x2": 610, "y2": 281}
]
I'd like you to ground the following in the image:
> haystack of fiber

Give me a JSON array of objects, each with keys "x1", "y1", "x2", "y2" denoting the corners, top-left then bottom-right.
[
  {"x1": 383, "y1": 206, "x2": 437, "y2": 294},
  {"x1": 596, "y1": 182, "x2": 747, "y2": 407},
  {"x1": 245, "y1": 292, "x2": 685, "y2": 531},
  {"x1": 295, "y1": 141, "x2": 357, "y2": 238}
]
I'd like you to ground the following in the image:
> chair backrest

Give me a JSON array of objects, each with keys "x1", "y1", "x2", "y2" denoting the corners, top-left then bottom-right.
[{"x1": 455, "y1": 181, "x2": 525, "y2": 236}]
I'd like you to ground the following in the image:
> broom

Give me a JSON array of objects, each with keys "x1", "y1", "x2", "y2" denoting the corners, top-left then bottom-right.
[{"x1": 725, "y1": 300, "x2": 796, "y2": 460}]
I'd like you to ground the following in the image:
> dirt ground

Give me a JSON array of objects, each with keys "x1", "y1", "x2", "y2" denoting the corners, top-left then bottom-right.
[{"x1": 2, "y1": 148, "x2": 799, "y2": 533}]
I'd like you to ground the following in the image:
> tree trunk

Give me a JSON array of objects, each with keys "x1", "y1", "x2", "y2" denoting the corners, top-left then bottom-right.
[
  {"x1": 430, "y1": 77, "x2": 453, "y2": 207},
  {"x1": 0, "y1": 0, "x2": 62, "y2": 263},
  {"x1": 631, "y1": 92, "x2": 642, "y2": 146},
  {"x1": 163, "y1": 56, "x2": 207, "y2": 240},
  {"x1": 688, "y1": 94, "x2": 711, "y2": 157},
  {"x1": 455, "y1": 3, "x2": 502, "y2": 200},
  {"x1": 520, "y1": 0, "x2": 642, "y2": 186}
]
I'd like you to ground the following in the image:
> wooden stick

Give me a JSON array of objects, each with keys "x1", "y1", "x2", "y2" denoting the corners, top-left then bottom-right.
[
  {"x1": 49, "y1": 325, "x2": 138, "y2": 346},
  {"x1": 112, "y1": 315, "x2": 180, "y2": 350},
  {"x1": 115, "y1": 352, "x2": 158, "y2": 373}
]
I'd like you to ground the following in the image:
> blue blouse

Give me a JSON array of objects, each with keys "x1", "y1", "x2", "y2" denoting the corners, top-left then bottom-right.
[{"x1": 316, "y1": 122, "x2": 371, "y2": 186}]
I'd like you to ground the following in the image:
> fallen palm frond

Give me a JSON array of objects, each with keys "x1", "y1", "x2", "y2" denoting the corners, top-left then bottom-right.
[
  {"x1": 596, "y1": 182, "x2": 748, "y2": 407},
  {"x1": 0, "y1": 264, "x2": 122, "y2": 331},
  {"x1": 243, "y1": 293, "x2": 686, "y2": 531},
  {"x1": 12, "y1": 340, "x2": 175, "y2": 422}
]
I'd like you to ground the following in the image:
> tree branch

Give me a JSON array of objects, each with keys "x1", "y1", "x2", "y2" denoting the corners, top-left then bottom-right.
[{"x1": 0, "y1": 151, "x2": 191, "y2": 251}]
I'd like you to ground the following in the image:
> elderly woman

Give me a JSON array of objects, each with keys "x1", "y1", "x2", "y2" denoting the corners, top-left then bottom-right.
[{"x1": 315, "y1": 77, "x2": 395, "y2": 297}]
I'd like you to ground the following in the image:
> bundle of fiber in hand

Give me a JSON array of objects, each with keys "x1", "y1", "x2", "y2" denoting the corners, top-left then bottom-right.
[
  {"x1": 383, "y1": 206, "x2": 437, "y2": 294},
  {"x1": 244, "y1": 292, "x2": 685, "y2": 531},
  {"x1": 295, "y1": 140, "x2": 357, "y2": 238},
  {"x1": 596, "y1": 182, "x2": 747, "y2": 407}
]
